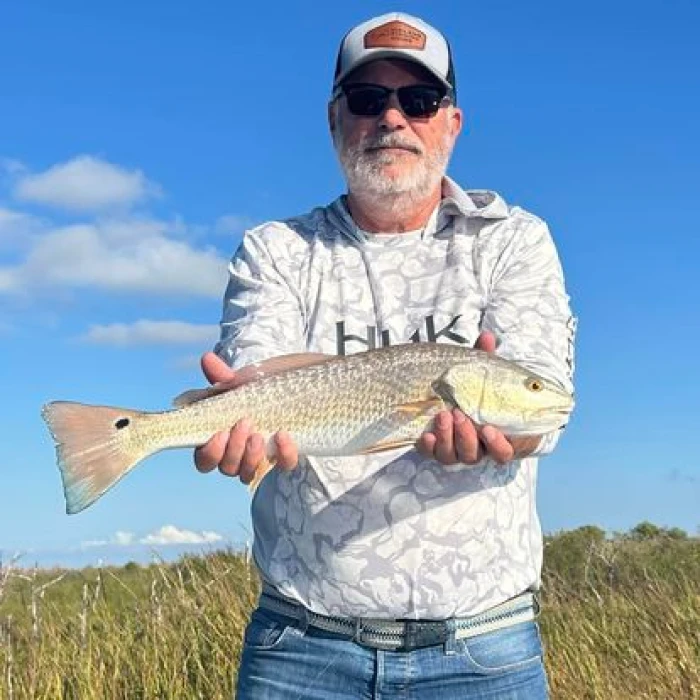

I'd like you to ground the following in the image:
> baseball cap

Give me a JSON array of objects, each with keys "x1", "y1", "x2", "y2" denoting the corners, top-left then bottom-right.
[{"x1": 333, "y1": 13, "x2": 456, "y2": 100}]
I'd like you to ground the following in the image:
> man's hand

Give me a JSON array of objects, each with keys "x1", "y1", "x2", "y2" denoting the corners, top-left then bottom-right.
[
  {"x1": 193, "y1": 352, "x2": 299, "y2": 484},
  {"x1": 416, "y1": 332, "x2": 542, "y2": 466}
]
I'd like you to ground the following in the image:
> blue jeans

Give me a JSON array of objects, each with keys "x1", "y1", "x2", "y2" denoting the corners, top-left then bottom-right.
[{"x1": 235, "y1": 606, "x2": 549, "y2": 699}]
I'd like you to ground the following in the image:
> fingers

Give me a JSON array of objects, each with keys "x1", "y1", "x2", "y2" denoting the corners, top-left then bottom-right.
[
  {"x1": 474, "y1": 330, "x2": 496, "y2": 353},
  {"x1": 239, "y1": 433, "x2": 266, "y2": 484},
  {"x1": 194, "y1": 431, "x2": 228, "y2": 473},
  {"x1": 274, "y1": 431, "x2": 299, "y2": 470},
  {"x1": 195, "y1": 421, "x2": 298, "y2": 483},
  {"x1": 201, "y1": 351, "x2": 236, "y2": 385},
  {"x1": 419, "y1": 410, "x2": 515, "y2": 467},
  {"x1": 220, "y1": 419, "x2": 256, "y2": 478},
  {"x1": 480, "y1": 425, "x2": 514, "y2": 465},
  {"x1": 508, "y1": 434, "x2": 542, "y2": 460},
  {"x1": 416, "y1": 411, "x2": 456, "y2": 464},
  {"x1": 433, "y1": 411, "x2": 457, "y2": 465},
  {"x1": 419, "y1": 409, "x2": 484, "y2": 466},
  {"x1": 416, "y1": 431, "x2": 437, "y2": 459},
  {"x1": 195, "y1": 354, "x2": 298, "y2": 482},
  {"x1": 453, "y1": 410, "x2": 484, "y2": 464}
]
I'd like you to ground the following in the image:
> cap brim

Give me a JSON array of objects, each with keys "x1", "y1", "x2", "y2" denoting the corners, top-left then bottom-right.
[{"x1": 333, "y1": 51, "x2": 452, "y2": 91}]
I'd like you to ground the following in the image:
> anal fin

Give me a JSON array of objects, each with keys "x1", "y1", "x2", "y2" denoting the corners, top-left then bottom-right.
[{"x1": 248, "y1": 456, "x2": 277, "y2": 492}]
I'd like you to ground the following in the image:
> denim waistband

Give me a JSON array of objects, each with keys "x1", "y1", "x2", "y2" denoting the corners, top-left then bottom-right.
[{"x1": 258, "y1": 585, "x2": 538, "y2": 652}]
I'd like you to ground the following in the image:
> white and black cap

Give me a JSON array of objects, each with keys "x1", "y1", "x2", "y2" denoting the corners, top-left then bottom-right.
[{"x1": 333, "y1": 12, "x2": 456, "y2": 100}]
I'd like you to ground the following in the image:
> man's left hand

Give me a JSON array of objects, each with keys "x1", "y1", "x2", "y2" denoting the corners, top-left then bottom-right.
[{"x1": 415, "y1": 331, "x2": 542, "y2": 466}]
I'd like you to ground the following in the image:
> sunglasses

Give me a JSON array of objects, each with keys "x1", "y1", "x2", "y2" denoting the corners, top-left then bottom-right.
[{"x1": 337, "y1": 83, "x2": 451, "y2": 119}]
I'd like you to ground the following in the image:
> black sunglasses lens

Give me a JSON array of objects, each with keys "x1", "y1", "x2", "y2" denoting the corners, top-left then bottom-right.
[
  {"x1": 398, "y1": 86, "x2": 444, "y2": 117},
  {"x1": 342, "y1": 84, "x2": 447, "y2": 118},
  {"x1": 345, "y1": 87, "x2": 389, "y2": 116}
]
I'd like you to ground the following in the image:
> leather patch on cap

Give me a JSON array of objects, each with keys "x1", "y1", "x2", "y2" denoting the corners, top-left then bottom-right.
[{"x1": 364, "y1": 21, "x2": 426, "y2": 50}]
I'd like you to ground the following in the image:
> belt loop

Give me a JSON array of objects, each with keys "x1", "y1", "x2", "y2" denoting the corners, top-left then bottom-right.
[
  {"x1": 297, "y1": 605, "x2": 310, "y2": 634},
  {"x1": 353, "y1": 617, "x2": 364, "y2": 644},
  {"x1": 443, "y1": 618, "x2": 457, "y2": 656}
]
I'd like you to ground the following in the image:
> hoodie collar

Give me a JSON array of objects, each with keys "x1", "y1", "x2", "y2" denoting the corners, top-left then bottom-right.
[
  {"x1": 327, "y1": 176, "x2": 509, "y2": 242},
  {"x1": 439, "y1": 176, "x2": 509, "y2": 220}
]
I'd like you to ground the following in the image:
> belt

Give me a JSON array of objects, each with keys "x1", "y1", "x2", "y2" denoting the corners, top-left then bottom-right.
[{"x1": 259, "y1": 585, "x2": 538, "y2": 652}]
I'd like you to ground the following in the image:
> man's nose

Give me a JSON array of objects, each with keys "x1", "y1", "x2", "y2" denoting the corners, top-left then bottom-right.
[{"x1": 377, "y1": 93, "x2": 408, "y2": 130}]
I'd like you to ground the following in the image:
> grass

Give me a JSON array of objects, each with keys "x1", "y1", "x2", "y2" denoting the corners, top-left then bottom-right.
[
  {"x1": 1, "y1": 526, "x2": 698, "y2": 699},
  {"x1": 540, "y1": 534, "x2": 700, "y2": 699}
]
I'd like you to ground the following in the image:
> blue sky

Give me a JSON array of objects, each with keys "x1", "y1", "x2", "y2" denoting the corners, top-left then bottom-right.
[{"x1": 1, "y1": 0, "x2": 698, "y2": 567}]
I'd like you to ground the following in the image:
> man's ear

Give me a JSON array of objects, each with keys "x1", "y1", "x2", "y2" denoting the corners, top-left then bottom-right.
[{"x1": 450, "y1": 106, "x2": 464, "y2": 139}]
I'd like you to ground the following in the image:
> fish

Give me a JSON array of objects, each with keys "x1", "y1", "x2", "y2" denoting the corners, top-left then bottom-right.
[{"x1": 41, "y1": 342, "x2": 574, "y2": 514}]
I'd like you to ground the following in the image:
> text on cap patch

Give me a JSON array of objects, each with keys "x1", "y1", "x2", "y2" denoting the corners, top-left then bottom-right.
[{"x1": 364, "y1": 21, "x2": 427, "y2": 50}]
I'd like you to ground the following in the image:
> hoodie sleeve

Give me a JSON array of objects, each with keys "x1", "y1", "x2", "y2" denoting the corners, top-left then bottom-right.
[
  {"x1": 213, "y1": 224, "x2": 307, "y2": 370},
  {"x1": 480, "y1": 215, "x2": 577, "y2": 457}
]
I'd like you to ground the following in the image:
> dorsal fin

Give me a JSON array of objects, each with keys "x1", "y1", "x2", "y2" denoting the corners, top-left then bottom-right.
[
  {"x1": 171, "y1": 352, "x2": 334, "y2": 407},
  {"x1": 171, "y1": 380, "x2": 240, "y2": 407}
]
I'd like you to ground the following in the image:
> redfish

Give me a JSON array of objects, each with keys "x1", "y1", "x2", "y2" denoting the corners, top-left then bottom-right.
[{"x1": 41, "y1": 343, "x2": 573, "y2": 514}]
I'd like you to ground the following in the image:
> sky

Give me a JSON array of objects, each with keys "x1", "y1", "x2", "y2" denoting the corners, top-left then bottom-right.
[{"x1": 0, "y1": 0, "x2": 698, "y2": 568}]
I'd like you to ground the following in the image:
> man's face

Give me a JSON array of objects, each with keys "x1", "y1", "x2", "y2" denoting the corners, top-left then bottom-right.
[{"x1": 330, "y1": 58, "x2": 463, "y2": 199}]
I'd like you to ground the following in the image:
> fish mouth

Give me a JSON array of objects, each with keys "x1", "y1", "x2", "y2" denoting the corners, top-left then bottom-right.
[
  {"x1": 530, "y1": 406, "x2": 574, "y2": 432},
  {"x1": 535, "y1": 406, "x2": 574, "y2": 420}
]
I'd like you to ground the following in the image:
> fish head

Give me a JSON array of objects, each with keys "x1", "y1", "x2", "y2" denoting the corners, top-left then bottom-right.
[{"x1": 433, "y1": 354, "x2": 574, "y2": 435}]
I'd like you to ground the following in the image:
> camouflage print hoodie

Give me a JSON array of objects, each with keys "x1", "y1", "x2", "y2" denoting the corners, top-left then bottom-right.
[{"x1": 214, "y1": 176, "x2": 576, "y2": 619}]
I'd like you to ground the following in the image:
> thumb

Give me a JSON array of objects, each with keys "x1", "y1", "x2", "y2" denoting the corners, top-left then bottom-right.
[
  {"x1": 201, "y1": 351, "x2": 236, "y2": 385},
  {"x1": 474, "y1": 330, "x2": 497, "y2": 353}
]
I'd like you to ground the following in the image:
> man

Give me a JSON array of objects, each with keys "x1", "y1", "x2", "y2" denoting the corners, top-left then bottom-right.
[{"x1": 195, "y1": 11, "x2": 575, "y2": 699}]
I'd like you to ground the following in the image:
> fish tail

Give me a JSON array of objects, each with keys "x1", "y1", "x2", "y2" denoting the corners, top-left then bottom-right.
[{"x1": 41, "y1": 401, "x2": 149, "y2": 514}]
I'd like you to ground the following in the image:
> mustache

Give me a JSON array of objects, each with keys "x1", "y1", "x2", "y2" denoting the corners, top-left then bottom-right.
[{"x1": 360, "y1": 134, "x2": 423, "y2": 155}]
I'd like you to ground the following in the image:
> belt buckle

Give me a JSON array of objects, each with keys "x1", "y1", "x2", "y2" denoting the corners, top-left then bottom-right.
[{"x1": 400, "y1": 620, "x2": 448, "y2": 651}]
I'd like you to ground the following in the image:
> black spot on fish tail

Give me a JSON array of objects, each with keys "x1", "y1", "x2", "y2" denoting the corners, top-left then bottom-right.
[{"x1": 115, "y1": 418, "x2": 130, "y2": 430}]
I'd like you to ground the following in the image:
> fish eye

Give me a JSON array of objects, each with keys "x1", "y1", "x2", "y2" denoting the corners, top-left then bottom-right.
[{"x1": 525, "y1": 377, "x2": 543, "y2": 392}]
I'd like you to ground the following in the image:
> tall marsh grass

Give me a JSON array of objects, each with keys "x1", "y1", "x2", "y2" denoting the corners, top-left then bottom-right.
[{"x1": 1, "y1": 526, "x2": 698, "y2": 699}]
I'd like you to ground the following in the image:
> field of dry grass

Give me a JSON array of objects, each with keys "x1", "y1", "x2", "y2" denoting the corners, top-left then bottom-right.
[{"x1": 1, "y1": 525, "x2": 698, "y2": 699}]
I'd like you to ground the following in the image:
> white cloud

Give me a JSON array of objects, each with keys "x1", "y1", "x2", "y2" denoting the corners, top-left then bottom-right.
[
  {"x1": 0, "y1": 155, "x2": 243, "y2": 300},
  {"x1": 13, "y1": 155, "x2": 159, "y2": 211},
  {"x1": 81, "y1": 531, "x2": 135, "y2": 549},
  {"x1": 0, "y1": 207, "x2": 44, "y2": 251},
  {"x1": 140, "y1": 525, "x2": 223, "y2": 546},
  {"x1": 0, "y1": 207, "x2": 34, "y2": 234},
  {"x1": 2, "y1": 217, "x2": 228, "y2": 298},
  {"x1": 81, "y1": 526, "x2": 222, "y2": 549},
  {"x1": 81, "y1": 320, "x2": 219, "y2": 346},
  {"x1": 114, "y1": 531, "x2": 136, "y2": 546}
]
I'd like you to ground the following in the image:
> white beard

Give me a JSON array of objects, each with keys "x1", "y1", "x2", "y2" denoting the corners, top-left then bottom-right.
[{"x1": 333, "y1": 129, "x2": 454, "y2": 212}]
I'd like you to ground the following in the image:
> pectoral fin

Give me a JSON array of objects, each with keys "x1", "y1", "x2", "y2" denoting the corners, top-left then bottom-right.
[
  {"x1": 357, "y1": 398, "x2": 445, "y2": 455},
  {"x1": 392, "y1": 398, "x2": 445, "y2": 419}
]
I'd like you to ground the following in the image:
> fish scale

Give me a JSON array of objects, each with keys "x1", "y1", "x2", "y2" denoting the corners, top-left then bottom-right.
[{"x1": 160, "y1": 344, "x2": 454, "y2": 453}]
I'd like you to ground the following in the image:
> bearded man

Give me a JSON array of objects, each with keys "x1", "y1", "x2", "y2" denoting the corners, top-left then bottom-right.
[{"x1": 195, "y1": 12, "x2": 575, "y2": 700}]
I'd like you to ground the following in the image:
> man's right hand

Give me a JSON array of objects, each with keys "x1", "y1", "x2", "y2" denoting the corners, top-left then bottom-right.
[{"x1": 193, "y1": 352, "x2": 299, "y2": 485}]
